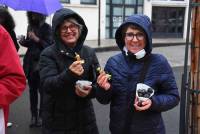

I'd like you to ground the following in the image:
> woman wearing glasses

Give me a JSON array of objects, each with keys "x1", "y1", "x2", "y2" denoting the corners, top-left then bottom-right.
[
  {"x1": 39, "y1": 8, "x2": 99, "y2": 134},
  {"x1": 96, "y1": 14, "x2": 180, "y2": 134}
]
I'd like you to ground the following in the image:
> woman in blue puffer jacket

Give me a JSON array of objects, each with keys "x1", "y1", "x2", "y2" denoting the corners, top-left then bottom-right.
[{"x1": 96, "y1": 14, "x2": 180, "y2": 134}]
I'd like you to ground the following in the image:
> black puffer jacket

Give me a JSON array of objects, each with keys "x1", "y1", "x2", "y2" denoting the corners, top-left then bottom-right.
[{"x1": 39, "y1": 8, "x2": 99, "y2": 133}]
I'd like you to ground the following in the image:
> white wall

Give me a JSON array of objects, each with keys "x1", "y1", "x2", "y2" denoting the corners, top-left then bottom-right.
[
  {"x1": 62, "y1": 4, "x2": 99, "y2": 40},
  {"x1": 9, "y1": 8, "x2": 53, "y2": 36},
  {"x1": 9, "y1": 9, "x2": 27, "y2": 36},
  {"x1": 143, "y1": 0, "x2": 152, "y2": 19},
  {"x1": 62, "y1": 1, "x2": 106, "y2": 40}
]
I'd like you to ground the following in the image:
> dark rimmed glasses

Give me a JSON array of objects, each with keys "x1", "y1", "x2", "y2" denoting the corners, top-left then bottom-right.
[
  {"x1": 60, "y1": 24, "x2": 79, "y2": 33},
  {"x1": 125, "y1": 32, "x2": 145, "y2": 41}
]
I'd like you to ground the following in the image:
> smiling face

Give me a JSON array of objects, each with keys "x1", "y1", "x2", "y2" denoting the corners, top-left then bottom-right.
[
  {"x1": 124, "y1": 26, "x2": 146, "y2": 54},
  {"x1": 59, "y1": 20, "x2": 81, "y2": 48}
]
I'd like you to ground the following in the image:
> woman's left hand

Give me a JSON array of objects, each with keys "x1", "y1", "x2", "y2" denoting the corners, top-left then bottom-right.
[
  {"x1": 134, "y1": 97, "x2": 152, "y2": 111},
  {"x1": 28, "y1": 31, "x2": 40, "y2": 42},
  {"x1": 75, "y1": 85, "x2": 92, "y2": 97}
]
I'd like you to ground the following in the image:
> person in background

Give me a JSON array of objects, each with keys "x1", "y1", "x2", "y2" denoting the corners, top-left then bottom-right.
[
  {"x1": 0, "y1": 6, "x2": 19, "y2": 51},
  {"x1": 96, "y1": 14, "x2": 180, "y2": 134},
  {"x1": 19, "y1": 11, "x2": 53, "y2": 127},
  {"x1": 0, "y1": 25, "x2": 26, "y2": 133},
  {"x1": 39, "y1": 8, "x2": 99, "y2": 134},
  {"x1": 0, "y1": 6, "x2": 21, "y2": 128}
]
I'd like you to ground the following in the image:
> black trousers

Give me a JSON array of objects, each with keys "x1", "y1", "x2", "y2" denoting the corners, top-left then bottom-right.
[{"x1": 28, "y1": 71, "x2": 42, "y2": 117}]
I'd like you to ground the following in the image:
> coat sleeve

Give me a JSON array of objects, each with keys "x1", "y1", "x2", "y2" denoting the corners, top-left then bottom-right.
[
  {"x1": 95, "y1": 58, "x2": 113, "y2": 104},
  {"x1": 85, "y1": 51, "x2": 100, "y2": 99},
  {"x1": 19, "y1": 24, "x2": 53, "y2": 48},
  {"x1": 18, "y1": 26, "x2": 31, "y2": 48},
  {"x1": 150, "y1": 56, "x2": 180, "y2": 112},
  {"x1": 0, "y1": 26, "x2": 26, "y2": 107},
  {"x1": 39, "y1": 49, "x2": 80, "y2": 94}
]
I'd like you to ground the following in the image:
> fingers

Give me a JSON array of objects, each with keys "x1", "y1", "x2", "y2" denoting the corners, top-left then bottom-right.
[
  {"x1": 134, "y1": 98, "x2": 152, "y2": 111},
  {"x1": 82, "y1": 85, "x2": 92, "y2": 91},
  {"x1": 142, "y1": 99, "x2": 152, "y2": 106},
  {"x1": 97, "y1": 72, "x2": 106, "y2": 83},
  {"x1": 75, "y1": 88, "x2": 86, "y2": 97},
  {"x1": 75, "y1": 85, "x2": 92, "y2": 97},
  {"x1": 28, "y1": 31, "x2": 35, "y2": 39},
  {"x1": 69, "y1": 61, "x2": 84, "y2": 76},
  {"x1": 28, "y1": 31, "x2": 40, "y2": 42},
  {"x1": 97, "y1": 72, "x2": 111, "y2": 90}
]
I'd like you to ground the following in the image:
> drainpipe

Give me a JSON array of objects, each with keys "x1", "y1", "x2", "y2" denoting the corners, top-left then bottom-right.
[{"x1": 98, "y1": 0, "x2": 101, "y2": 46}]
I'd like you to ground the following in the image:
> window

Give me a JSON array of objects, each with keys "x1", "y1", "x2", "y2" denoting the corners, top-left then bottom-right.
[
  {"x1": 81, "y1": 0, "x2": 97, "y2": 5},
  {"x1": 153, "y1": 0, "x2": 185, "y2": 1},
  {"x1": 106, "y1": 0, "x2": 144, "y2": 38},
  {"x1": 125, "y1": 0, "x2": 136, "y2": 4},
  {"x1": 106, "y1": 5, "x2": 110, "y2": 15},
  {"x1": 60, "y1": 0, "x2": 70, "y2": 3},
  {"x1": 112, "y1": 0, "x2": 123, "y2": 4},
  {"x1": 106, "y1": 0, "x2": 110, "y2": 4},
  {"x1": 138, "y1": 0, "x2": 144, "y2": 4},
  {"x1": 152, "y1": 7, "x2": 185, "y2": 38},
  {"x1": 125, "y1": 7, "x2": 135, "y2": 16},
  {"x1": 137, "y1": 6, "x2": 143, "y2": 14}
]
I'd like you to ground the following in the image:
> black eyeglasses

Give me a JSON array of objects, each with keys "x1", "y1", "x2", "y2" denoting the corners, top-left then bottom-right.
[
  {"x1": 125, "y1": 32, "x2": 145, "y2": 41},
  {"x1": 60, "y1": 24, "x2": 79, "y2": 33}
]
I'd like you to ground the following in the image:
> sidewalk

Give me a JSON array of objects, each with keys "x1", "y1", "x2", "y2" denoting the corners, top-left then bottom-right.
[
  {"x1": 90, "y1": 38, "x2": 189, "y2": 67},
  {"x1": 85, "y1": 38, "x2": 186, "y2": 52},
  {"x1": 18, "y1": 38, "x2": 187, "y2": 56}
]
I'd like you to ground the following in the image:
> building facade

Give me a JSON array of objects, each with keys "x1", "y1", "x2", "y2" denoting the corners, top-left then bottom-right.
[{"x1": 9, "y1": 0, "x2": 189, "y2": 40}]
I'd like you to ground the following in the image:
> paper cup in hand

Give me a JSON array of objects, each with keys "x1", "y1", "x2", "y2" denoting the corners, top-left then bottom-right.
[
  {"x1": 136, "y1": 83, "x2": 154, "y2": 102},
  {"x1": 76, "y1": 80, "x2": 92, "y2": 90}
]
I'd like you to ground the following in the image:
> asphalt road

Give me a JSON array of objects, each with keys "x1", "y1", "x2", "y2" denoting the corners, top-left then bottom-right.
[{"x1": 7, "y1": 50, "x2": 184, "y2": 134}]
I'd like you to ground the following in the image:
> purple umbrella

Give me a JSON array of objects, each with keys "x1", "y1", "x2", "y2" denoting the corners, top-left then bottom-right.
[{"x1": 0, "y1": 0, "x2": 62, "y2": 15}]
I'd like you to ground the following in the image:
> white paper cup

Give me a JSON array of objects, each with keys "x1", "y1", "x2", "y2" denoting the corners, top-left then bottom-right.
[
  {"x1": 76, "y1": 80, "x2": 92, "y2": 90},
  {"x1": 136, "y1": 83, "x2": 154, "y2": 102}
]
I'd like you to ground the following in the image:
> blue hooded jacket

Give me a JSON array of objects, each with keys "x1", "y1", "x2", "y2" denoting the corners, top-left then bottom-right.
[{"x1": 96, "y1": 15, "x2": 180, "y2": 134}]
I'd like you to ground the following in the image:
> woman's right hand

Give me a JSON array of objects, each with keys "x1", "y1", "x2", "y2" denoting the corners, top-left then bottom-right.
[
  {"x1": 18, "y1": 35, "x2": 25, "y2": 44},
  {"x1": 69, "y1": 61, "x2": 84, "y2": 76},
  {"x1": 97, "y1": 71, "x2": 111, "y2": 90},
  {"x1": 134, "y1": 97, "x2": 152, "y2": 111}
]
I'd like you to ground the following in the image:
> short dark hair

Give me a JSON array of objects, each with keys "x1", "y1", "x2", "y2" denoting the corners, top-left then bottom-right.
[
  {"x1": 27, "y1": 11, "x2": 46, "y2": 26},
  {"x1": 122, "y1": 24, "x2": 144, "y2": 35},
  {"x1": 122, "y1": 23, "x2": 146, "y2": 40}
]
